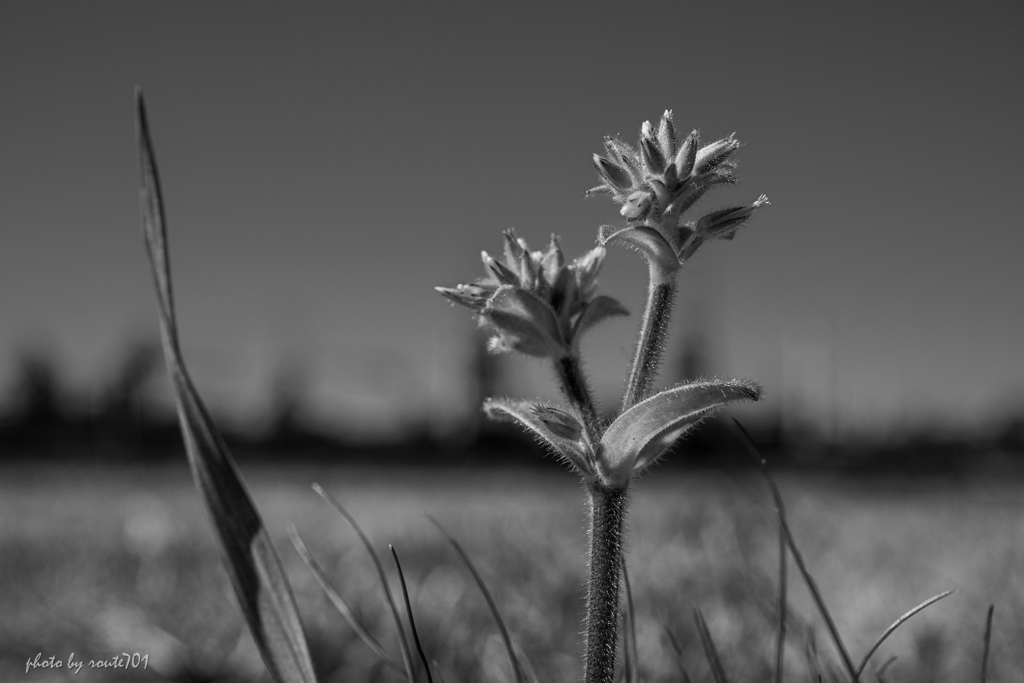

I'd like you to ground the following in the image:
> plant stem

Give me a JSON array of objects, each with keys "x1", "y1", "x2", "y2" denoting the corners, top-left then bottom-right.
[
  {"x1": 554, "y1": 354, "x2": 600, "y2": 442},
  {"x1": 622, "y1": 274, "x2": 677, "y2": 411},
  {"x1": 584, "y1": 482, "x2": 628, "y2": 683}
]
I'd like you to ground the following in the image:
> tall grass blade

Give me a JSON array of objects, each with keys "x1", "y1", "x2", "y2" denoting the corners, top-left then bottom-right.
[
  {"x1": 136, "y1": 89, "x2": 316, "y2": 683},
  {"x1": 662, "y1": 627, "x2": 693, "y2": 683},
  {"x1": 313, "y1": 484, "x2": 415, "y2": 682},
  {"x1": 693, "y1": 608, "x2": 729, "y2": 683},
  {"x1": 288, "y1": 526, "x2": 405, "y2": 675},
  {"x1": 774, "y1": 514, "x2": 787, "y2": 683},
  {"x1": 622, "y1": 560, "x2": 639, "y2": 683},
  {"x1": 853, "y1": 590, "x2": 954, "y2": 680},
  {"x1": 391, "y1": 545, "x2": 434, "y2": 683},
  {"x1": 432, "y1": 660, "x2": 449, "y2": 683},
  {"x1": 424, "y1": 513, "x2": 524, "y2": 683},
  {"x1": 730, "y1": 418, "x2": 857, "y2": 681},
  {"x1": 980, "y1": 604, "x2": 994, "y2": 683}
]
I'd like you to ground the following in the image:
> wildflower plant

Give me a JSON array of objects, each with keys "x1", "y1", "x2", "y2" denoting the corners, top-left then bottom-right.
[
  {"x1": 436, "y1": 110, "x2": 766, "y2": 683},
  {"x1": 136, "y1": 94, "x2": 969, "y2": 683}
]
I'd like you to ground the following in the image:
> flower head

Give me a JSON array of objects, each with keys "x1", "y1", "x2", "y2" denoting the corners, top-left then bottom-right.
[
  {"x1": 588, "y1": 110, "x2": 766, "y2": 267},
  {"x1": 436, "y1": 230, "x2": 627, "y2": 358}
]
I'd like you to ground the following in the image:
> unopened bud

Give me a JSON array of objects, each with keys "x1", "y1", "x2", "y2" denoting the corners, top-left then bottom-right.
[
  {"x1": 593, "y1": 154, "x2": 633, "y2": 191},
  {"x1": 673, "y1": 130, "x2": 699, "y2": 180},
  {"x1": 657, "y1": 110, "x2": 676, "y2": 159}
]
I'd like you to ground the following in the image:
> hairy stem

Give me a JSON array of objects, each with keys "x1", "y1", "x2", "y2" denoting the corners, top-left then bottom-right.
[
  {"x1": 584, "y1": 482, "x2": 628, "y2": 683},
  {"x1": 554, "y1": 354, "x2": 600, "y2": 443},
  {"x1": 622, "y1": 274, "x2": 677, "y2": 411}
]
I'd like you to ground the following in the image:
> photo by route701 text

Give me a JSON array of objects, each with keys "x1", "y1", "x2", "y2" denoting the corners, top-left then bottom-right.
[{"x1": 25, "y1": 652, "x2": 149, "y2": 675}]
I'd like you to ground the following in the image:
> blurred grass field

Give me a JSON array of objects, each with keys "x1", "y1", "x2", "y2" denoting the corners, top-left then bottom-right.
[{"x1": 1, "y1": 460, "x2": 1022, "y2": 682}]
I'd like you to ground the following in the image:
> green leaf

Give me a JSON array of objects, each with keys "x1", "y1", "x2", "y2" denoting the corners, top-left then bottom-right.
[
  {"x1": 599, "y1": 379, "x2": 761, "y2": 486},
  {"x1": 484, "y1": 398, "x2": 592, "y2": 474},
  {"x1": 137, "y1": 89, "x2": 317, "y2": 683}
]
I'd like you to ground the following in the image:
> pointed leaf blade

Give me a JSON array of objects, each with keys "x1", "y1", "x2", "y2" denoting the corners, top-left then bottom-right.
[
  {"x1": 137, "y1": 90, "x2": 317, "y2": 683},
  {"x1": 600, "y1": 379, "x2": 761, "y2": 486},
  {"x1": 484, "y1": 398, "x2": 592, "y2": 473},
  {"x1": 597, "y1": 225, "x2": 679, "y2": 284}
]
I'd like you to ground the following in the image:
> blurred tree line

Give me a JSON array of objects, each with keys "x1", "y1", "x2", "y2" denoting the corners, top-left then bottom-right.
[{"x1": 1, "y1": 333, "x2": 1022, "y2": 473}]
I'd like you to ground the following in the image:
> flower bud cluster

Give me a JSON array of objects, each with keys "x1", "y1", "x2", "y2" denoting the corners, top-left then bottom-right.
[
  {"x1": 589, "y1": 110, "x2": 767, "y2": 268},
  {"x1": 437, "y1": 230, "x2": 627, "y2": 359}
]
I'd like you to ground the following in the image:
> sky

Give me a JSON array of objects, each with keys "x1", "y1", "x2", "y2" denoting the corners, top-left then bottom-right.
[{"x1": 1, "y1": 1, "x2": 1022, "y2": 438}]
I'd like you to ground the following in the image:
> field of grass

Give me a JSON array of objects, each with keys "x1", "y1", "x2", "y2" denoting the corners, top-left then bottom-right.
[{"x1": 1, "y1": 460, "x2": 1022, "y2": 682}]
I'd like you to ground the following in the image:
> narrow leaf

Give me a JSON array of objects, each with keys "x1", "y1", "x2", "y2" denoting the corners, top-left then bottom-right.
[
  {"x1": 425, "y1": 514, "x2": 524, "y2": 683},
  {"x1": 601, "y1": 380, "x2": 761, "y2": 486},
  {"x1": 137, "y1": 89, "x2": 316, "y2": 683},
  {"x1": 597, "y1": 225, "x2": 679, "y2": 285},
  {"x1": 980, "y1": 604, "x2": 994, "y2": 683},
  {"x1": 289, "y1": 527, "x2": 404, "y2": 675},
  {"x1": 694, "y1": 608, "x2": 730, "y2": 683},
  {"x1": 854, "y1": 590, "x2": 954, "y2": 680},
  {"x1": 311, "y1": 484, "x2": 415, "y2": 683},
  {"x1": 775, "y1": 512, "x2": 788, "y2": 683},
  {"x1": 391, "y1": 546, "x2": 434, "y2": 683},
  {"x1": 731, "y1": 419, "x2": 857, "y2": 681},
  {"x1": 484, "y1": 398, "x2": 592, "y2": 473},
  {"x1": 622, "y1": 560, "x2": 639, "y2": 683},
  {"x1": 663, "y1": 628, "x2": 693, "y2": 683}
]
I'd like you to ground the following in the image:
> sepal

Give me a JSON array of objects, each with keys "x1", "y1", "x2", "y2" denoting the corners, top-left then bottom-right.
[{"x1": 483, "y1": 285, "x2": 566, "y2": 358}]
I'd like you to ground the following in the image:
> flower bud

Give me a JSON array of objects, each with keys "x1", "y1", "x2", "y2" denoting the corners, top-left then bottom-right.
[
  {"x1": 593, "y1": 154, "x2": 633, "y2": 191},
  {"x1": 656, "y1": 110, "x2": 677, "y2": 159}
]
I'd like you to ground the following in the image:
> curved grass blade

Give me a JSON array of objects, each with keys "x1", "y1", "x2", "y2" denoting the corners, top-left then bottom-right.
[
  {"x1": 663, "y1": 627, "x2": 693, "y2": 683},
  {"x1": 312, "y1": 484, "x2": 415, "y2": 682},
  {"x1": 288, "y1": 526, "x2": 405, "y2": 675},
  {"x1": 854, "y1": 590, "x2": 954, "y2": 680},
  {"x1": 424, "y1": 513, "x2": 524, "y2": 683},
  {"x1": 876, "y1": 655, "x2": 897, "y2": 683},
  {"x1": 730, "y1": 418, "x2": 857, "y2": 681},
  {"x1": 390, "y1": 545, "x2": 434, "y2": 683},
  {"x1": 137, "y1": 89, "x2": 316, "y2": 683},
  {"x1": 694, "y1": 608, "x2": 729, "y2": 683},
  {"x1": 980, "y1": 604, "x2": 994, "y2": 683},
  {"x1": 622, "y1": 560, "x2": 639, "y2": 683},
  {"x1": 775, "y1": 515, "x2": 788, "y2": 683}
]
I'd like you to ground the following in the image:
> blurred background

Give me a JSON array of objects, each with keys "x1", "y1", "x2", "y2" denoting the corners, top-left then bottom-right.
[{"x1": 1, "y1": 1, "x2": 1023, "y2": 681}]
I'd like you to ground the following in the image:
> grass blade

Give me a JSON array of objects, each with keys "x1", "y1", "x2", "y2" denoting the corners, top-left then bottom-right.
[
  {"x1": 288, "y1": 526, "x2": 405, "y2": 675},
  {"x1": 136, "y1": 89, "x2": 316, "y2": 683},
  {"x1": 391, "y1": 545, "x2": 434, "y2": 683},
  {"x1": 980, "y1": 604, "x2": 994, "y2": 683},
  {"x1": 876, "y1": 655, "x2": 897, "y2": 683},
  {"x1": 424, "y1": 513, "x2": 524, "y2": 683},
  {"x1": 622, "y1": 560, "x2": 639, "y2": 683},
  {"x1": 854, "y1": 590, "x2": 954, "y2": 680},
  {"x1": 730, "y1": 418, "x2": 857, "y2": 682},
  {"x1": 693, "y1": 608, "x2": 729, "y2": 683},
  {"x1": 662, "y1": 627, "x2": 693, "y2": 683},
  {"x1": 313, "y1": 484, "x2": 415, "y2": 682},
  {"x1": 774, "y1": 512, "x2": 787, "y2": 683}
]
